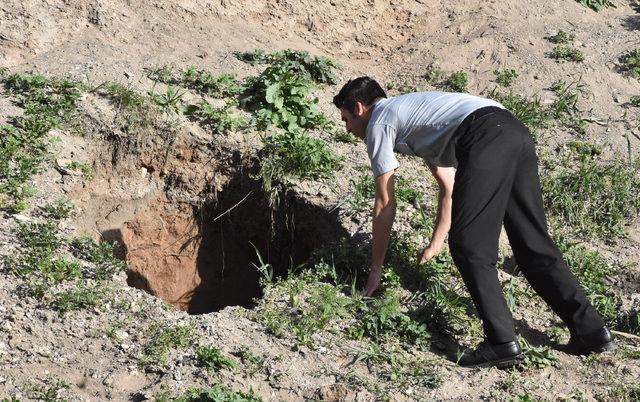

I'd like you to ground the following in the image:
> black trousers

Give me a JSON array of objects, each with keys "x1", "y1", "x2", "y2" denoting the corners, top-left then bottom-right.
[{"x1": 448, "y1": 107, "x2": 605, "y2": 344}]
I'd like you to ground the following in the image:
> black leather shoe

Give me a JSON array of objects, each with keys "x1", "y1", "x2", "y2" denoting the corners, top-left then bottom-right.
[
  {"x1": 458, "y1": 340, "x2": 523, "y2": 368},
  {"x1": 561, "y1": 326, "x2": 615, "y2": 355}
]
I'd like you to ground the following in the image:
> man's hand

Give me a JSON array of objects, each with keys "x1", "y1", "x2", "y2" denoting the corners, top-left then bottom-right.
[
  {"x1": 363, "y1": 267, "x2": 382, "y2": 296},
  {"x1": 418, "y1": 245, "x2": 442, "y2": 265}
]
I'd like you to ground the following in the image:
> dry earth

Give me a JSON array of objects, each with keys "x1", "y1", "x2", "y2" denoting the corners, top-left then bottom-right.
[{"x1": 1, "y1": 0, "x2": 640, "y2": 401}]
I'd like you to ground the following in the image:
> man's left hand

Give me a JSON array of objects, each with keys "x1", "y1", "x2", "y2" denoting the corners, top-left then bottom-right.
[{"x1": 418, "y1": 245, "x2": 441, "y2": 265}]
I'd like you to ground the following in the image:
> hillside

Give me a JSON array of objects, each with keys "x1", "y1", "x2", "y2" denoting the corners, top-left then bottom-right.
[{"x1": 1, "y1": 0, "x2": 640, "y2": 401}]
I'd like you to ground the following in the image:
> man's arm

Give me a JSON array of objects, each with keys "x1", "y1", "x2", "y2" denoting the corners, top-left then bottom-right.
[
  {"x1": 364, "y1": 169, "x2": 396, "y2": 296},
  {"x1": 419, "y1": 166, "x2": 456, "y2": 264}
]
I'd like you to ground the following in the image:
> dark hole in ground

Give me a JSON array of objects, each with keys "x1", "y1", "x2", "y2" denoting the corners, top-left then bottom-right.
[{"x1": 187, "y1": 172, "x2": 349, "y2": 314}]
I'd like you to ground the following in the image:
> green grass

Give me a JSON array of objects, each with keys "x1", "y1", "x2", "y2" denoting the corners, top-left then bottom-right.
[
  {"x1": 576, "y1": 0, "x2": 615, "y2": 11},
  {"x1": 195, "y1": 345, "x2": 238, "y2": 371},
  {"x1": 51, "y1": 284, "x2": 102, "y2": 315},
  {"x1": 232, "y1": 346, "x2": 267, "y2": 378},
  {"x1": 549, "y1": 80, "x2": 588, "y2": 135},
  {"x1": 25, "y1": 375, "x2": 69, "y2": 402},
  {"x1": 101, "y1": 82, "x2": 158, "y2": 134},
  {"x1": 43, "y1": 198, "x2": 74, "y2": 219},
  {"x1": 69, "y1": 235, "x2": 126, "y2": 280},
  {"x1": 257, "y1": 129, "x2": 342, "y2": 205},
  {"x1": 541, "y1": 143, "x2": 640, "y2": 240},
  {"x1": 141, "y1": 325, "x2": 195, "y2": 366},
  {"x1": 494, "y1": 69, "x2": 518, "y2": 87},
  {"x1": 488, "y1": 90, "x2": 552, "y2": 138},
  {"x1": 64, "y1": 161, "x2": 94, "y2": 180},
  {"x1": 180, "y1": 67, "x2": 244, "y2": 97},
  {"x1": 445, "y1": 71, "x2": 469, "y2": 92},
  {"x1": 550, "y1": 46, "x2": 585, "y2": 62},
  {"x1": 620, "y1": 49, "x2": 640, "y2": 79},
  {"x1": 167, "y1": 385, "x2": 262, "y2": 402},
  {"x1": 630, "y1": 96, "x2": 640, "y2": 107}
]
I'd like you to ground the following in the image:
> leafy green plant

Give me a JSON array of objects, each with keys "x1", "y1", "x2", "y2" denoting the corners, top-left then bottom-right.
[
  {"x1": 185, "y1": 101, "x2": 247, "y2": 134},
  {"x1": 64, "y1": 161, "x2": 94, "y2": 180},
  {"x1": 445, "y1": 71, "x2": 469, "y2": 92},
  {"x1": 548, "y1": 30, "x2": 575, "y2": 44},
  {"x1": 146, "y1": 65, "x2": 175, "y2": 84},
  {"x1": 519, "y1": 337, "x2": 560, "y2": 369},
  {"x1": 576, "y1": 0, "x2": 615, "y2": 12},
  {"x1": 494, "y1": 69, "x2": 518, "y2": 87},
  {"x1": 171, "y1": 385, "x2": 262, "y2": 402},
  {"x1": 195, "y1": 345, "x2": 238, "y2": 371},
  {"x1": 331, "y1": 128, "x2": 359, "y2": 144},
  {"x1": 423, "y1": 65, "x2": 445, "y2": 83},
  {"x1": 250, "y1": 243, "x2": 274, "y2": 285},
  {"x1": 236, "y1": 49, "x2": 339, "y2": 85},
  {"x1": 26, "y1": 375, "x2": 70, "y2": 402},
  {"x1": 620, "y1": 49, "x2": 640, "y2": 79},
  {"x1": 69, "y1": 236, "x2": 126, "y2": 281},
  {"x1": 51, "y1": 284, "x2": 102, "y2": 315},
  {"x1": 551, "y1": 46, "x2": 585, "y2": 62},
  {"x1": 232, "y1": 346, "x2": 267, "y2": 378},
  {"x1": 141, "y1": 325, "x2": 195, "y2": 366},
  {"x1": 630, "y1": 96, "x2": 640, "y2": 107},
  {"x1": 148, "y1": 86, "x2": 185, "y2": 111},
  {"x1": 181, "y1": 67, "x2": 244, "y2": 97},
  {"x1": 257, "y1": 129, "x2": 342, "y2": 205},
  {"x1": 43, "y1": 198, "x2": 74, "y2": 219},
  {"x1": 234, "y1": 49, "x2": 269, "y2": 65},
  {"x1": 17, "y1": 222, "x2": 61, "y2": 258}
]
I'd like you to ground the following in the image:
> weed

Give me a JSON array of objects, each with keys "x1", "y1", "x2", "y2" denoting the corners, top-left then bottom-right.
[
  {"x1": 141, "y1": 325, "x2": 195, "y2": 366},
  {"x1": 345, "y1": 171, "x2": 423, "y2": 216},
  {"x1": 172, "y1": 385, "x2": 262, "y2": 402},
  {"x1": 102, "y1": 82, "x2": 158, "y2": 133},
  {"x1": 181, "y1": 67, "x2": 244, "y2": 97},
  {"x1": 386, "y1": 81, "x2": 419, "y2": 94},
  {"x1": 576, "y1": 0, "x2": 615, "y2": 12},
  {"x1": 69, "y1": 235, "x2": 125, "y2": 280},
  {"x1": 542, "y1": 145, "x2": 640, "y2": 240},
  {"x1": 550, "y1": 46, "x2": 585, "y2": 62},
  {"x1": 549, "y1": 80, "x2": 588, "y2": 135},
  {"x1": 250, "y1": 243, "x2": 274, "y2": 285},
  {"x1": 331, "y1": 128, "x2": 359, "y2": 144},
  {"x1": 423, "y1": 65, "x2": 445, "y2": 83},
  {"x1": 195, "y1": 345, "x2": 238, "y2": 371},
  {"x1": 232, "y1": 346, "x2": 267, "y2": 378},
  {"x1": 51, "y1": 284, "x2": 102, "y2": 315},
  {"x1": 26, "y1": 375, "x2": 69, "y2": 402},
  {"x1": 257, "y1": 129, "x2": 342, "y2": 205},
  {"x1": 237, "y1": 49, "x2": 339, "y2": 85},
  {"x1": 594, "y1": 381, "x2": 640, "y2": 402},
  {"x1": 64, "y1": 161, "x2": 94, "y2": 180},
  {"x1": 548, "y1": 30, "x2": 575, "y2": 44},
  {"x1": 43, "y1": 198, "x2": 74, "y2": 219},
  {"x1": 185, "y1": 101, "x2": 247, "y2": 134},
  {"x1": 445, "y1": 71, "x2": 469, "y2": 92},
  {"x1": 519, "y1": 337, "x2": 560, "y2": 369},
  {"x1": 234, "y1": 49, "x2": 269, "y2": 65},
  {"x1": 390, "y1": 356, "x2": 443, "y2": 390},
  {"x1": 488, "y1": 90, "x2": 551, "y2": 138},
  {"x1": 146, "y1": 65, "x2": 175, "y2": 84},
  {"x1": 494, "y1": 69, "x2": 518, "y2": 87},
  {"x1": 614, "y1": 345, "x2": 640, "y2": 360},
  {"x1": 630, "y1": 96, "x2": 640, "y2": 107},
  {"x1": 619, "y1": 49, "x2": 640, "y2": 79},
  {"x1": 17, "y1": 222, "x2": 61, "y2": 258},
  {"x1": 148, "y1": 86, "x2": 185, "y2": 112}
]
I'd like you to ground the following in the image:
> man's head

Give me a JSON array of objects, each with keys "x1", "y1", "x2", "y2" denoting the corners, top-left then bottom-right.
[{"x1": 333, "y1": 76, "x2": 387, "y2": 140}]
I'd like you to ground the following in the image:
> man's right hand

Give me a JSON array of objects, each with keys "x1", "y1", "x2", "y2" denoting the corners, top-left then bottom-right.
[{"x1": 363, "y1": 267, "x2": 382, "y2": 296}]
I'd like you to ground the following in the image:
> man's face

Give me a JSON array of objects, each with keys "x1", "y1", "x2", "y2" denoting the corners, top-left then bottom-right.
[{"x1": 340, "y1": 106, "x2": 368, "y2": 140}]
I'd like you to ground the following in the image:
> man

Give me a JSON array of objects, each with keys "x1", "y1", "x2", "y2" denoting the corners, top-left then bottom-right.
[{"x1": 333, "y1": 76, "x2": 614, "y2": 368}]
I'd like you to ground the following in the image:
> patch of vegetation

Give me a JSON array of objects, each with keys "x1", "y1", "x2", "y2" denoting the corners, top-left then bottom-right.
[
  {"x1": 614, "y1": 345, "x2": 640, "y2": 360},
  {"x1": 42, "y1": 198, "x2": 74, "y2": 219},
  {"x1": 235, "y1": 49, "x2": 339, "y2": 85},
  {"x1": 576, "y1": 0, "x2": 615, "y2": 12},
  {"x1": 619, "y1": 49, "x2": 640, "y2": 79},
  {"x1": 185, "y1": 101, "x2": 247, "y2": 134},
  {"x1": 51, "y1": 284, "x2": 102, "y2": 315},
  {"x1": 25, "y1": 375, "x2": 70, "y2": 402},
  {"x1": 257, "y1": 129, "x2": 342, "y2": 205},
  {"x1": 232, "y1": 346, "x2": 267, "y2": 378},
  {"x1": 423, "y1": 65, "x2": 445, "y2": 84},
  {"x1": 195, "y1": 345, "x2": 238, "y2": 371},
  {"x1": 0, "y1": 73, "x2": 82, "y2": 211},
  {"x1": 550, "y1": 45, "x2": 585, "y2": 62},
  {"x1": 331, "y1": 128, "x2": 359, "y2": 144},
  {"x1": 146, "y1": 65, "x2": 175, "y2": 84},
  {"x1": 547, "y1": 30, "x2": 575, "y2": 44},
  {"x1": 594, "y1": 381, "x2": 640, "y2": 402},
  {"x1": 148, "y1": 86, "x2": 185, "y2": 112},
  {"x1": 519, "y1": 337, "x2": 560, "y2": 369},
  {"x1": 445, "y1": 71, "x2": 469, "y2": 92},
  {"x1": 69, "y1": 235, "x2": 126, "y2": 280},
  {"x1": 64, "y1": 161, "x2": 94, "y2": 180},
  {"x1": 181, "y1": 67, "x2": 244, "y2": 97},
  {"x1": 344, "y1": 171, "x2": 424, "y2": 217},
  {"x1": 167, "y1": 385, "x2": 262, "y2": 402},
  {"x1": 140, "y1": 325, "x2": 195, "y2": 366},
  {"x1": 386, "y1": 81, "x2": 419, "y2": 94},
  {"x1": 542, "y1": 142, "x2": 640, "y2": 240},
  {"x1": 101, "y1": 82, "x2": 161, "y2": 135},
  {"x1": 630, "y1": 96, "x2": 640, "y2": 107},
  {"x1": 488, "y1": 90, "x2": 552, "y2": 138},
  {"x1": 549, "y1": 80, "x2": 588, "y2": 135},
  {"x1": 494, "y1": 69, "x2": 518, "y2": 87}
]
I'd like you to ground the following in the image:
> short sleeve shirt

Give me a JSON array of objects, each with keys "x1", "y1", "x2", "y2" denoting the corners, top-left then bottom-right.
[{"x1": 365, "y1": 92, "x2": 505, "y2": 177}]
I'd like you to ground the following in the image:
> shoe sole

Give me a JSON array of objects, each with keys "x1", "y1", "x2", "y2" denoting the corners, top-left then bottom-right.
[
  {"x1": 461, "y1": 354, "x2": 524, "y2": 369},
  {"x1": 582, "y1": 341, "x2": 616, "y2": 355}
]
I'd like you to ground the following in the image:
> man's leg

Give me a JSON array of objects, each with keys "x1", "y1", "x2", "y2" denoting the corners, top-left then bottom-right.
[
  {"x1": 449, "y1": 112, "x2": 524, "y2": 344},
  {"x1": 503, "y1": 132, "x2": 605, "y2": 337}
]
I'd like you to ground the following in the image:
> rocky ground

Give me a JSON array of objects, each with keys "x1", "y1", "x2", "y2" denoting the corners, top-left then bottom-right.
[{"x1": 1, "y1": 0, "x2": 640, "y2": 401}]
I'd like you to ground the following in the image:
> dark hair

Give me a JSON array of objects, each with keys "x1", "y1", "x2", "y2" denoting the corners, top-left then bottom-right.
[{"x1": 333, "y1": 76, "x2": 387, "y2": 114}]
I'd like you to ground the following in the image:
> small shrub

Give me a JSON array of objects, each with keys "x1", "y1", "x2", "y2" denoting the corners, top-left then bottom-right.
[
  {"x1": 551, "y1": 46, "x2": 585, "y2": 62},
  {"x1": 17, "y1": 222, "x2": 61, "y2": 258},
  {"x1": 64, "y1": 161, "x2": 94, "y2": 180},
  {"x1": 232, "y1": 346, "x2": 267, "y2": 378},
  {"x1": 195, "y1": 345, "x2": 238, "y2": 371},
  {"x1": 494, "y1": 69, "x2": 518, "y2": 87},
  {"x1": 620, "y1": 49, "x2": 640, "y2": 79},
  {"x1": 236, "y1": 49, "x2": 339, "y2": 85},
  {"x1": 69, "y1": 236, "x2": 126, "y2": 281},
  {"x1": 148, "y1": 86, "x2": 185, "y2": 111},
  {"x1": 445, "y1": 71, "x2": 469, "y2": 92},
  {"x1": 141, "y1": 325, "x2": 195, "y2": 366},
  {"x1": 43, "y1": 198, "x2": 74, "y2": 219},
  {"x1": 548, "y1": 30, "x2": 575, "y2": 44},
  {"x1": 146, "y1": 65, "x2": 175, "y2": 84},
  {"x1": 576, "y1": 0, "x2": 615, "y2": 12},
  {"x1": 423, "y1": 66, "x2": 445, "y2": 83},
  {"x1": 181, "y1": 67, "x2": 244, "y2": 97},
  {"x1": 51, "y1": 284, "x2": 101, "y2": 315}
]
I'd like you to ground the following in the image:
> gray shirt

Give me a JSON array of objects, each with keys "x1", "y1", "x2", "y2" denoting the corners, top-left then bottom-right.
[{"x1": 366, "y1": 92, "x2": 505, "y2": 177}]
